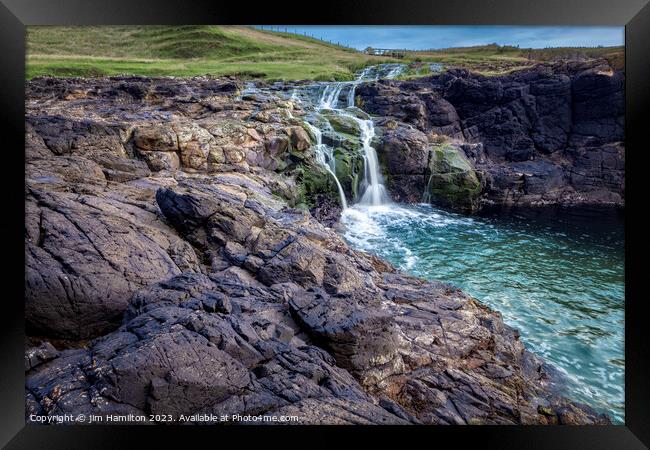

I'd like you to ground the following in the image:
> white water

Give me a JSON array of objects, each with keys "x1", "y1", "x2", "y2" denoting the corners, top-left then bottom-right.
[
  {"x1": 306, "y1": 64, "x2": 403, "y2": 209},
  {"x1": 349, "y1": 115, "x2": 390, "y2": 206},
  {"x1": 318, "y1": 83, "x2": 346, "y2": 109},
  {"x1": 280, "y1": 64, "x2": 625, "y2": 424},
  {"x1": 346, "y1": 66, "x2": 373, "y2": 107},
  {"x1": 304, "y1": 122, "x2": 348, "y2": 209}
]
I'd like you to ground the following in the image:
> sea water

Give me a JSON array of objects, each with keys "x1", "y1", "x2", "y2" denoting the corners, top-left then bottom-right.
[{"x1": 341, "y1": 203, "x2": 625, "y2": 423}]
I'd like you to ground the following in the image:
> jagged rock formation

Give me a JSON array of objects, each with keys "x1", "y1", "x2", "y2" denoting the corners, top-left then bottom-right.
[
  {"x1": 25, "y1": 75, "x2": 609, "y2": 425},
  {"x1": 356, "y1": 59, "x2": 624, "y2": 210}
]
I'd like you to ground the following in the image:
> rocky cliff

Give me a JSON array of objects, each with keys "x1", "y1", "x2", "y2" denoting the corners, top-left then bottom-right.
[
  {"x1": 356, "y1": 59, "x2": 624, "y2": 210},
  {"x1": 25, "y1": 75, "x2": 610, "y2": 424}
]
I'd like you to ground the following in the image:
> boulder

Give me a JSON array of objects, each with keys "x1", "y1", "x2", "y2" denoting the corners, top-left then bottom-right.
[
  {"x1": 424, "y1": 144, "x2": 482, "y2": 211},
  {"x1": 321, "y1": 111, "x2": 362, "y2": 136},
  {"x1": 173, "y1": 122, "x2": 216, "y2": 171},
  {"x1": 288, "y1": 126, "x2": 312, "y2": 152}
]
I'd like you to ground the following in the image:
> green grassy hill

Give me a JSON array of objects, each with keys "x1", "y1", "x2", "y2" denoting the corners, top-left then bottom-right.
[
  {"x1": 26, "y1": 25, "x2": 391, "y2": 80},
  {"x1": 27, "y1": 27, "x2": 624, "y2": 80}
]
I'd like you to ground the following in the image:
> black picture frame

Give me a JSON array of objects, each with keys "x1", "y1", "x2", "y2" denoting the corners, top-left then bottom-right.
[{"x1": 1, "y1": 0, "x2": 648, "y2": 448}]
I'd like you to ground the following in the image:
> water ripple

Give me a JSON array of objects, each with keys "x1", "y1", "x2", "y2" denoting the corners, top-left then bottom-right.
[{"x1": 340, "y1": 203, "x2": 625, "y2": 423}]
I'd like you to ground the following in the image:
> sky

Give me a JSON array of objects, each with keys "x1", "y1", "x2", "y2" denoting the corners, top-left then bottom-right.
[{"x1": 257, "y1": 26, "x2": 624, "y2": 50}]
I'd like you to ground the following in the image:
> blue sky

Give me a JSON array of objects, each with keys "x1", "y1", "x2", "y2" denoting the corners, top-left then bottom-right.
[{"x1": 257, "y1": 26, "x2": 624, "y2": 50}]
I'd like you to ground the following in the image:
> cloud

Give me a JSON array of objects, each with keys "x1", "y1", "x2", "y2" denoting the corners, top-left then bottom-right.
[{"x1": 266, "y1": 26, "x2": 624, "y2": 50}]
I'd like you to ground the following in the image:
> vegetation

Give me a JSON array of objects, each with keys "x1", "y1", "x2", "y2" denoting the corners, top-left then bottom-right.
[
  {"x1": 27, "y1": 27, "x2": 624, "y2": 80},
  {"x1": 26, "y1": 25, "x2": 391, "y2": 81},
  {"x1": 399, "y1": 43, "x2": 624, "y2": 75},
  {"x1": 425, "y1": 144, "x2": 482, "y2": 210}
]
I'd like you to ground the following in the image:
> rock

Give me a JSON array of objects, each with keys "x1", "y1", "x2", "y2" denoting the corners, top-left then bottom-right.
[
  {"x1": 295, "y1": 163, "x2": 342, "y2": 209},
  {"x1": 91, "y1": 154, "x2": 151, "y2": 182},
  {"x1": 24, "y1": 74, "x2": 611, "y2": 425},
  {"x1": 25, "y1": 303, "x2": 409, "y2": 424},
  {"x1": 309, "y1": 194, "x2": 343, "y2": 228},
  {"x1": 380, "y1": 124, "x2": 430, "y2": 176},
  {"x1": 424, "y1": 144, "x2": 482, "y2": 211},
  {"x1": 265, "y1": 134, "x2": 290, "y2": 156},
  {"x1": 133, "y1": 123, "x2": 178, "y2": 153},
  {"x1": 25, "y1": 342, "x2": 59, "y2": 372},
  {"x1": 174, "y1": 122, "x2": 216, "y2": 171},
  {"x1": 288, "y1": 126, "x2": 312, "y2": 152},
  {"x1": 24, "y1": 168, "x2": 610, "y2": 424},
  {"x1": 26, "y1": 154, "x2": 107, "y2": 187},
  {"x1": 288, "y1": 288, "x2": 404, "y2": 386},
  {"x1": 374, "y1": 123, "x2": 481, "y2": 209},
  {"x1": 25, "y1": 185, "x2": 192, "y2": 339},
  {"x1": 26, "y1": 115, "x2": 130, "y2": 159},
  {"x1": 360, "y1": 60, "x2": 624, "y2": 209},
  {"x1": 321, "y1": 111, "x2": 361, "y2": 136},
  {"x1": 140, "y1": 150, "x2": 181, "y2": 172},
  {"x1": 376, "y1": 123, "x2": 430, "y2": 202}
]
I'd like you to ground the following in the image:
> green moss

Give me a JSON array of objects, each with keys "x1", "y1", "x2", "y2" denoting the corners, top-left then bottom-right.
[
  {"x1": 334, "y1": 147, "x2": 364, "y2": 201},
  {"x1": 424, "y1": 144, "x2": 481, "y2": 210},
  {"x1": 293, "y1": 163, "x2": 341, "y2": 209},
  {"x1": 271, "y1": 156, "x2": 289, "y2": 172},
  {"x1": 320, "y1": 111, "x2": 361, "y2": 136},
  {"x1": 341, "y1": 107, "x2": 370, "y2": 120},
  {"x1": 322, "y1": 130, "x2": 361, "y2": 154}
]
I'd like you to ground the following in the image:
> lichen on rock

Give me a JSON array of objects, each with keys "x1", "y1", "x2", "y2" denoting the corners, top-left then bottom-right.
[{"x1": 424, "y1": 144, "x2": 482, "y2": 211}]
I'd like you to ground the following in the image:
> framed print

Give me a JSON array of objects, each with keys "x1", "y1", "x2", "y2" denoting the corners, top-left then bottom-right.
[{"x1": 1, "y1": 0, "x2": 648, "y2": 448}]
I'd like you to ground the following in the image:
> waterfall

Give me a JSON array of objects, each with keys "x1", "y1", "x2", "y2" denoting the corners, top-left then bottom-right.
[
  {"x1": 305, "y1": 64, "x2": 405, "y2": 209},
  {"x1": 304, "y1": 122, "x2": 348, "y2": 210},
  {"x1": 343, "y1": 114, "x2": 390, "y2": 206},
  {"x1": 319, "y1": 83, "x2": 346, "y2": 109},
  {"x1": 346, "y1": 66, "x2": 372, "y2": 107},
  {"x1": 386, "y1": 65, "x2": 405, "y2": 79},
  {"x1": 422, "y1": 174, "x2": 433, "y2": 204}
]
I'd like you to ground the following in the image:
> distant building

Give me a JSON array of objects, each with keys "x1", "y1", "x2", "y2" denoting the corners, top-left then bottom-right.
[{"x1": 363, "y1": 47, "x2": 405, "y2": 58}]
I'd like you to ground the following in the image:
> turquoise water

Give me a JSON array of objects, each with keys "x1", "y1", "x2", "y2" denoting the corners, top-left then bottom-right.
[{"x1": 340, "y1": 204, "x2": 625, "y2": 423}]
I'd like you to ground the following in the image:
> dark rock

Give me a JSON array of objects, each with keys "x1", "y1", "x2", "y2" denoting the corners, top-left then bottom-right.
[
  {"x1": 25, "y1": 342, "x2": 59, "y2": 372},
  {"x1": 359, "y1": 60, "x2": 624, "y2": 209},
  {"x1": 309, "y1": 194, "x2": 343, "y2": 228},
  {"x1": 24, "y1": 74, "x2": 611, "y2": 425}
]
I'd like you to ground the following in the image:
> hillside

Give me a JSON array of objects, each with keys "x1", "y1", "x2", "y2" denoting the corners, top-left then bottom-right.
[
  {"x1": 26, "y1": 25, "x2": 390, "y2": 80},
  {"x1": 396, "y1": 43, "x2": 624, "y2": 77},
  {"x1": 27, "y1": 27, "x2": 624, "y2": 80}
]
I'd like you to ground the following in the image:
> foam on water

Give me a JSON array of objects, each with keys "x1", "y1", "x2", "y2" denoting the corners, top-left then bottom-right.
[{"x1": 340, "y1": 202, "x2": 625, "y2": 423}]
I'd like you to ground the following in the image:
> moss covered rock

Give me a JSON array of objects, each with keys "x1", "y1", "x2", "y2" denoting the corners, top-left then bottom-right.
[
  {"x1": 321, "y1": 111, "x2": 361, "y2": 136},
  {"x1": 294, "y1": 163, "x2": 342, "y2": 209},
  {"x1": 425, "y1": 144, "x2": 481, "y2": 211},
  {"x1": 334, "y1": 147, "x2": 364, "y2": 201}
]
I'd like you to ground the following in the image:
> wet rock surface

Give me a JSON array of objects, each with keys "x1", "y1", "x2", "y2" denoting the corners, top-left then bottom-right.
[
  {"x1": 357, "y1": 60, "x2": 624, "y2": 209},
  {"x1": 25, "y1": 75, "x2": 610, "y2": 425}
]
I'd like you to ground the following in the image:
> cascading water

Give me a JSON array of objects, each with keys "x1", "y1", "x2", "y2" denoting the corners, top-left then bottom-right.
[
  {"x1": 319, "y1": 83, "x2": 346, "y2": 109},
  {"x1": 252, "y1": 64, "x2": 624, "y2": 424},
  {"x1": 350, "y1": 116, "x2": 390, "y2": 206},
  {"x1": 346, "y1": 66, "x2": 373, "y2": 107},
  {"x1": 304, "y1": 122, "x2": 348, "y2": 209},
  {"x1": 306, "y1": 64, "x2": 403, "y2": 208}
]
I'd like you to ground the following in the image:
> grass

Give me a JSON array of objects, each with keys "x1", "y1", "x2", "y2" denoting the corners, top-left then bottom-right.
[
  {"x1": 26, "y1": 28, "x2": 625, "y2": 80},
  {"x1": 398, "y1": 43, "x2": 624, "y2": 75},
  {"x1": 26, "y1": 25, "x2": 392, "y2": 81}
]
